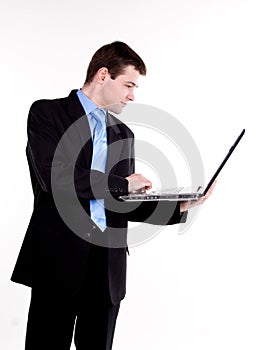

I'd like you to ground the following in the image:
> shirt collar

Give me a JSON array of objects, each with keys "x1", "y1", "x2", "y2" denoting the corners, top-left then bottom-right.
[{"x1": 76, "y1": 89, "x2": 97, "y2": 116}]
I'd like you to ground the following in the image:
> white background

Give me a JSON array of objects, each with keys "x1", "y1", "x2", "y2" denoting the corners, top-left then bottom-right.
[{"x1": 1, "y1": 0, "x2": 257, "y2": 349}]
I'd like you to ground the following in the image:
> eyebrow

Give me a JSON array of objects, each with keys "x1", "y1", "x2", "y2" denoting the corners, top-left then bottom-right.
[{"x1": 126, "y1": 81, "x2": 139, "y2": 88}]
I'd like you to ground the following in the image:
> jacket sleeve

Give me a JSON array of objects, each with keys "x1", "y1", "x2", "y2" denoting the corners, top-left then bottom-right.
[{"x1": 126, "y1": 200, "x2": 188, "y2": 225}]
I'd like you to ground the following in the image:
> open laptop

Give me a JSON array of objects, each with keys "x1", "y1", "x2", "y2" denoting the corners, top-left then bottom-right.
[{"x1": 119, "y1": 129, "x2": 245, "y2": 202}]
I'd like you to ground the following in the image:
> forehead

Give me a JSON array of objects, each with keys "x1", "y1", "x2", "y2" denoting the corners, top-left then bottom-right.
[{"x1": 117, "y1": 65, "x2": 140, "y2": 84}]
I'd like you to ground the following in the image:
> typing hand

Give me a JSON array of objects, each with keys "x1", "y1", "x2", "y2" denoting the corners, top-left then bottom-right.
[{"x1": 125, "y1": 174, "x2": 152, "y2": 193}]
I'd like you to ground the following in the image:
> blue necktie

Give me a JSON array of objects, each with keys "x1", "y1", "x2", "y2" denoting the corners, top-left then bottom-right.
[{"x1": 90, "y1": 108, "x2": 107, "y2": 231}]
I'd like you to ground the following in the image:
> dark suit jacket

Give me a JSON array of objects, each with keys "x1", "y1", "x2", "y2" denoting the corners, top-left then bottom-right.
[{"x1": 11, "y1": 90, "x2": 187, "y2": 305}]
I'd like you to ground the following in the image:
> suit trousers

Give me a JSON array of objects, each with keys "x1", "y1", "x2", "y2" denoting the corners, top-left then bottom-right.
[{"x1": 25, "y1": 242, "x2": 120, "y2": 350}]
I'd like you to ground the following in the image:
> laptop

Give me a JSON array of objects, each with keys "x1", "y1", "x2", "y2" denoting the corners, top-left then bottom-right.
[{"x1": 119, "y1": 129, "x2": 245, "y2": 202}]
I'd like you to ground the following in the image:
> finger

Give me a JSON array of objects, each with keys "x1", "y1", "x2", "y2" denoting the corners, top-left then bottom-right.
[
  {"x1": 205, "y1": 181, "x2": 217, "y2": 199},
  {"x1": 209, "y1": 180, "x2": 217, "y2": 192}
]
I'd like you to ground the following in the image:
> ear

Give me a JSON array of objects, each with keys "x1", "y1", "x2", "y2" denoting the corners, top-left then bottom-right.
[{"x1": 97, "y1": 67, "x2": 109, "y2": 84}]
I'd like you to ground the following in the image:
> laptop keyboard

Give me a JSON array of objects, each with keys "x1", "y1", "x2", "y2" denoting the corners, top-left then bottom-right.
[{"x1": 149, "y1": 187, "x2": 184, "y2": 194}]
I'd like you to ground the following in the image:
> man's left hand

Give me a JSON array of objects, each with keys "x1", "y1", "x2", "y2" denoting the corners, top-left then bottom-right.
[{"x1": 180, "y1": 181, "x2": 217, "y2": 213}]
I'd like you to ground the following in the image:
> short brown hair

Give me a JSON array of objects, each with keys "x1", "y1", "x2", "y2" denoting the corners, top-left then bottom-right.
[{"x1": 85, "y1": 41, "x2": 147, "y2": 84}]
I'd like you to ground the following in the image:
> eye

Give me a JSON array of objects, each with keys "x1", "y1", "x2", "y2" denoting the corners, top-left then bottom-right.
[{"x1": 127, "y1": 84, "x2": 136, "y2": 89}]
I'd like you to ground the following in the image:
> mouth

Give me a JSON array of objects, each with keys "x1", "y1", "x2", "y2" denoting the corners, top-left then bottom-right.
[{"x1": 121, "y1": 102, "x2": 127, "y2": 107}]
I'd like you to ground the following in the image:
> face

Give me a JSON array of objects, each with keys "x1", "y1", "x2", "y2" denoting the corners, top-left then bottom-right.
[{"x1": 100, "y1": 65, "x2": 140, "y2": 114}]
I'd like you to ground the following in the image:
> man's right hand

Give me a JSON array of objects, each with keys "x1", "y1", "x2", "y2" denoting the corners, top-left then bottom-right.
[{"x1": 125, "y1": 174, "x2": 152, "y2": 193}]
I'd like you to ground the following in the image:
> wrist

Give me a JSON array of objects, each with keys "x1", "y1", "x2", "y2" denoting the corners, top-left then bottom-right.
[{"x1": 180, "y1": 201, "x2": 187, "y2": 213}]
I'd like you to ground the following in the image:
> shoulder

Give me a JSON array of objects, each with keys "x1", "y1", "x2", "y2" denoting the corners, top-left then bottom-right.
[
  {"x1": 29, "y1": 95, "x2": 68, "y2": 114},
  {"x1": 28, "y1": 90, "x2": 78, "y2": 124}
]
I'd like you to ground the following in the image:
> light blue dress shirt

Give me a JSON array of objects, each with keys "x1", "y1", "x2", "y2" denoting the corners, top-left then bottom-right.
[{"x1": 76, "y1": 89, "x2": 107, "y2": 231}]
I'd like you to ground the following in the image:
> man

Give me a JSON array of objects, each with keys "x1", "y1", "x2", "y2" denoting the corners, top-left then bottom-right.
[{"x1": 11, "y1": 41, "x2": 214, "y2": 349}]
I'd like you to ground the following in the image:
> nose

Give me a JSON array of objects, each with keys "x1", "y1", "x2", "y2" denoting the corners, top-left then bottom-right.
[{"x1": 127, "y1": 90, "x2": 135, "y2": 102}]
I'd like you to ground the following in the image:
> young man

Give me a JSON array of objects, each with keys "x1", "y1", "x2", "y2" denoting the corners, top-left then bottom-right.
[{"x1": 11, "y1": 41, "x2": 214, "y2": 349}]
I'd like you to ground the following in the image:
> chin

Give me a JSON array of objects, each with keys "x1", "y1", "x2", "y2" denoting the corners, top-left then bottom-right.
[{"x1": 108, "y1": 104, "x2": 124, "y2": 115}]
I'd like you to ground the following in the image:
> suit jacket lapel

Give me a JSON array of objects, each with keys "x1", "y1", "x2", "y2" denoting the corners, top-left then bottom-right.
[
  {"x1": 67, "y1": 90, "x2": 93, "y2": 169},
  {"x1": 106, "y1": 112, "x2": 122, "y2": 175}
]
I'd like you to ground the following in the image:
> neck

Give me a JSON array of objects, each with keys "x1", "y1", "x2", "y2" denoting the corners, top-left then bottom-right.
[{"x1": 81, "y1": 84, "x2": 104, "y2": 108}]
